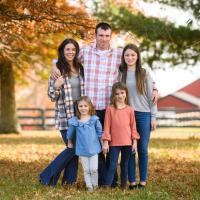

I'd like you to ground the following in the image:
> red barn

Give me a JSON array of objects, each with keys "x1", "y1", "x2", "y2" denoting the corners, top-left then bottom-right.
[{"x1": 158, "y1": 78, "x2": 200, "y2": 109}]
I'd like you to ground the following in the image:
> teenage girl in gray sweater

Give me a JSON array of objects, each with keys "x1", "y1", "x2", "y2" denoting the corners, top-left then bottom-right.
[{"x1": 119, "y1": 43, "x2": 157, "y2": 189}]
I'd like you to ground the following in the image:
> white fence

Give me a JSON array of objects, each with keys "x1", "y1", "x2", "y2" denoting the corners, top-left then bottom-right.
[{"x1": 17, "y1": 108, "x2": 200, "y2": 130}]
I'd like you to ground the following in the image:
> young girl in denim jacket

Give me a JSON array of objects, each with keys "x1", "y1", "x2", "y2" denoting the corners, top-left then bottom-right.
[{"x1": 67, "y1": 96, "x2": 103, "y2": 192}]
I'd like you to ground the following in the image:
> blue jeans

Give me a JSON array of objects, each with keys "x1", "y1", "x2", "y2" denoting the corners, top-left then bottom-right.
[
  {"x1": 39, "y1": 130, "x2": 78, "y2": 186},
  {"x1": 60, "y1": 129, "x2": 68, "y2": 145},
  {"x1": 96, "y1": 110, "x2": 118, "y2": 186},
  {"x1": 105, "y1": 146, "x2": 132, "y2": 188},
  {"x1": 39, "y1": 148, "x2": 78, "y2": 186},
  {"x1": 60, "y1": 130, "x2": 78, "y2": 184},
  {"x1": 96, "y1": 110, "x2": 107, "y2": 186},
  {"x1": 128, "y1": 111, "x2": 151, "y2": 182}
]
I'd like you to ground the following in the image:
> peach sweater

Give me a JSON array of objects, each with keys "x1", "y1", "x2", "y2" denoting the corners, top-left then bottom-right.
[{"x1": 102, "y1": 105, "x2": 140, "y2": 146}]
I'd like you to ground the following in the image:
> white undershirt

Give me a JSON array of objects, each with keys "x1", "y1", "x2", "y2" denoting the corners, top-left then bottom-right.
[{"x1": 97, "y1": 49, "x2": 110, "y2": 56}]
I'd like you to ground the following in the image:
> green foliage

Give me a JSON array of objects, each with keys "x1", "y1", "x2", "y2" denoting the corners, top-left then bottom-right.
[{"x1": 93, "y1": 1, "x2": 200, "y2": 69}]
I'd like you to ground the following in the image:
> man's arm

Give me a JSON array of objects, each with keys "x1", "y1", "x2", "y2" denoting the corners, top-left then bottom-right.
[
  {"x1": 146, "y1": 68, "x2": 158, "y2": 104},
  {"x1": 78, "y1": 47, "x2": 84, "y2": 63},
  {"x1": 51, "y1": 59, "x2": 61, "y2": 80},
  {"x1": 152, "y1": 82, "x2": 158, "y2": 104}
]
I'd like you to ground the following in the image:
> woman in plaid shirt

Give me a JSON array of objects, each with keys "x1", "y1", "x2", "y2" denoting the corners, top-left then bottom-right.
[{"x1": 39, "y1": 38, "x2": 85, "y2": 186}]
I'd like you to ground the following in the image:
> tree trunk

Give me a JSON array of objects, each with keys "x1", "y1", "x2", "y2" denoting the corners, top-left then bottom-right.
[{"x1": 0, "y1": 59, "x2": 19, "y2": 133}]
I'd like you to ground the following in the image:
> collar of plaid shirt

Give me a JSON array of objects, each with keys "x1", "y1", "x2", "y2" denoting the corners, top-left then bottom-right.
[{"x1": 90, "y1": 41, "x2": 114, "y2": 55}]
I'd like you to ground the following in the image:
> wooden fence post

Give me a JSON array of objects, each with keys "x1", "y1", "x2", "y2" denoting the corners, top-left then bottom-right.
[{"x1": 41, "y1": 108, "x2": 46, "y2": 130}]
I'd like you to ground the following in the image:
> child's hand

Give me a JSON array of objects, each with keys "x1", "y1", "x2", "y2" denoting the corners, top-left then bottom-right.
[
  {"x1": 102, "y1": 141, "x2": 109, "y2": 154},
  {"x1": 67, "y1": 141, "x2": 73, "y2": 149},
  {"x1": 132, "y1": 140, "x2": 137, "y2": 153}
]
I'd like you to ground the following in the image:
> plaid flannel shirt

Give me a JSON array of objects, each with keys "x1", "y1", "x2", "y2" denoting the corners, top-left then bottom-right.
[
  {"x1": 48, "y1": 75, "x2": 85, "y2": 130},
  {"x1": 79, "y1": 43, "x2": 122, "y2": 110}
]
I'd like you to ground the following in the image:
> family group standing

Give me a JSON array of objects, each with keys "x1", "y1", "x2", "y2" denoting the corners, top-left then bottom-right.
[{"x1": 39, "y1": 22, "x2": 158, "y2": 191}]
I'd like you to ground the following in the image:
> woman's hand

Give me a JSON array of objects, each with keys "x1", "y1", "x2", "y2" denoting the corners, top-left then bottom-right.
[
  {"x1": 67, "y1": 140, "x2": 73, "y2": 148},
  {"x1": 54, "y1": 76, "x2": 64, "y2": 89},
  {"x1": 102, "y1": 141, "x2": 109, "y2": 154},
  {"x1": 151, "y1": 120, "x2": 157, "y2": 131}
]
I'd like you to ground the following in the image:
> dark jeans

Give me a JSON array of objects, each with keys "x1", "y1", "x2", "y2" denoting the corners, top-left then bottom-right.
[
  {"x1": 105, "y1": 146, "x2": 132, "y2": 188},
  {"x1": 128, "y1": 111, "x2": 151, "y2": 183},
  {"x1": 39, "y1": 130, "x2": 78, "y2": 186},
  {"x1": 60, "y1": 130, "x2": 78, "y2": 184},
  {"x1": 39, "y1": 148, "x2": 78, "y2": 186},
  {"x1": 96, "y1": 109, "x2": 107, "y2": 186},
  {"x1": 60, "y1": 129, "x2": 68, "y2": 145},
  {"x1": 96, "y1": 109, "x2": 118, "y2": 186},
  {"x1": 96, "y1": 109, "x2": 106, "y2": 128}
]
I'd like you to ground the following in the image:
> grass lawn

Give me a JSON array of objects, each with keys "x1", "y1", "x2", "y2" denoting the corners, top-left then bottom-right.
[{"x1": 0, "y1": 128, "x2": 200, "y2": 200}]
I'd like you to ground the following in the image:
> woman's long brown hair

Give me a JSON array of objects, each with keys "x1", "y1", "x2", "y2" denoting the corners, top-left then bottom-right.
[{"x1": 119, "y1": 44, "x2": 146, "y2": 95}]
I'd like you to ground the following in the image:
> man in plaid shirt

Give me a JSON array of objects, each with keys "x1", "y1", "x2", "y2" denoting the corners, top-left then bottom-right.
[{"x1": 52, "y1": 22, "x2": 158, "y2": 186}]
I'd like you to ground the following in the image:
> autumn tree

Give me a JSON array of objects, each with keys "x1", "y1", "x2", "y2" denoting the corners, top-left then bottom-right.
[{"x1": 0, "y1": 0, "x2": 94, "y2": 133}]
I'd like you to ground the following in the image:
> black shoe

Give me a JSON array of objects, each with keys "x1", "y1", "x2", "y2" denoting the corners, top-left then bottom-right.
[
  {"x1": 121, "y1": 187, "x2": 126, "y2": 191},
  {"x1": 129, "y1": 184, "x2": 137, "y2": 190},
  {"x1": 102, "y1": 185, "x2": 110, "y2": 189},
  {"x1": 137, "y1": 183, "x2": 146, "y2": 189},
  {"x1": 121, "y1": 184, "x2": 126, "y2": 191},
  {"x1": 111, "y1": 183, "x2": 118, "y2": 188}
]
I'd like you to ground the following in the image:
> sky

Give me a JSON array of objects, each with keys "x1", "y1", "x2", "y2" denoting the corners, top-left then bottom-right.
[{"x1": 153, "y1": 66, "x2": 200, "y2": 97}]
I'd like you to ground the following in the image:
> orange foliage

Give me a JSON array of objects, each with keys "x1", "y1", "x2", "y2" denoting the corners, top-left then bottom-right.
[{"x1": 0, "y1": 0, "x2": 95, "y2": 61}]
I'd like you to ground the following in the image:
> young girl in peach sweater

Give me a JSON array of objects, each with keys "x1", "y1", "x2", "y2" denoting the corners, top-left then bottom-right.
[{"x1": 102, "y1": 82, "x2": 140, "y2": 190}]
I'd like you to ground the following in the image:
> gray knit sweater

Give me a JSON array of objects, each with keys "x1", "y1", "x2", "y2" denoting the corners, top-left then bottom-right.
[{"x1": 120, "y1": 69, "x2": 157, "y2": 121}]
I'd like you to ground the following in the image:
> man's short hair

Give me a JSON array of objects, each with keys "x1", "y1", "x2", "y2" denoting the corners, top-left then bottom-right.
[{"x1": 95, "y1": 22, "x2": 112, "y2": 34}]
